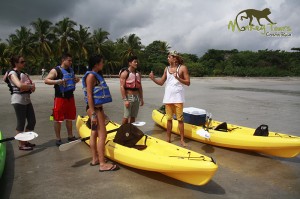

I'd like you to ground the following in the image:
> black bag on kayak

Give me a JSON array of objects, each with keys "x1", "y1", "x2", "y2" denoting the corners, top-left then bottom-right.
[
  {"x1": 114, "y1": 123, "x2": 145, "y2": 149},
  {"x1": 253, "y1": 124, "x2": 269, "y2": 136}
]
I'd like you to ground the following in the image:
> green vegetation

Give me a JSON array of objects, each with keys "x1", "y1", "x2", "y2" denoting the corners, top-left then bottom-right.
[{"x1": 1, "y1": 18, "x2": 299, "y2": 76}]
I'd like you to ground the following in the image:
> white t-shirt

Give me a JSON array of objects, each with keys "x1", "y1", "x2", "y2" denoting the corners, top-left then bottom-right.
[{"x1": 162, "y1": 66, "x2": 185, "y2": 104}]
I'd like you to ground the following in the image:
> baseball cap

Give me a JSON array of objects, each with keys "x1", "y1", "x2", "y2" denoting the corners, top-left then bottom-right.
[{"x1": 169, "y1": 50, "x2": 179, "y2": 57}]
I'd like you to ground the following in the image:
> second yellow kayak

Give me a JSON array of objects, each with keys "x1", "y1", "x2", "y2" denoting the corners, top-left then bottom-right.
[{"x1": 152, "y1": 109, "x2": 300, "y2": 158}]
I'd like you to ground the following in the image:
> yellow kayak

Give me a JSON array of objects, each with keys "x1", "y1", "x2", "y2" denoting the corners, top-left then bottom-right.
[
  {"x1": 76, "y1": 115, "x2": 218, "y2": 186},
  {"x1": 152, "y1": 109, "x2": 300, "y2": 158}
]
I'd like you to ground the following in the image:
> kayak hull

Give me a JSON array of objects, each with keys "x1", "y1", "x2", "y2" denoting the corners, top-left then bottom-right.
[{"x1": 152, "y1": 109, "x2": 300, "y2": 158}]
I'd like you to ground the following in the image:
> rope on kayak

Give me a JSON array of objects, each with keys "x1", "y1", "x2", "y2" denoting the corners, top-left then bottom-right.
[
  {"x1": 161, "y1": 114, "x2": 165, "y2": 123},
  {"x1": 169, "y1": 152, "x2": 217, "y2": 163},
  {"x1": 169, "y1": 155, "x2": 205, "y2": 159},
  {"x1": 274, "y1": 133, "x2": 298, "y2": 138},
  {"x1": 105, "y1": 139, "x2": 110, "y2": 146},
  {"x1": 168, "y1": 155, "x2": 217, "y2": 164},
  {"x1": 108, "y1": 120, "x2": 118, "y2": 127}
]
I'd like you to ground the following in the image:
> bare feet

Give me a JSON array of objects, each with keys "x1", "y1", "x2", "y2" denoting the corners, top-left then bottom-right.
[
  {"x1": 167, "y1": 135, "x2": 171, "y2": 143},
  {"x1": 180, "y1": 140, "x2": 187, "y2": 147},
  {"x1": 91, "y1": 158, "x2": 108, "y2": 166}
]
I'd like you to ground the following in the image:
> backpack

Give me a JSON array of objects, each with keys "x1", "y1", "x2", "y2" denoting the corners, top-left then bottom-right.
[
  {"x1": 4, "y1": 69, "x2": 22, "y2": 95},
  {"x1": 119, "y1": 67, "x2": 129, "y2": 78},
  {"x1": 113, "y1": 123, "x2": 146, "y2": 150},
  {"x1": 253, "y1": 124, "x2": 269, "y2": 136},
  {"x1": 119, "y1": 67, "x2": 140, "y2": 79}
]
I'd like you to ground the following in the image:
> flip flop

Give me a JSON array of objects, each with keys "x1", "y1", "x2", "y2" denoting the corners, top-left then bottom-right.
[
  {"x1": 25, "y1": 142, "x2": 36, "y2": 147},
  {"x1": 19, "y1": 145, "x2": 33, "y2": 151},
  {"x1": 99, "y1": 164, "x2": 120, "y2": 172}
]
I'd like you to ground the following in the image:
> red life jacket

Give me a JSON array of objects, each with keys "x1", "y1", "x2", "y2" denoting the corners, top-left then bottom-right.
[{"x1": 119, "y1": 68, "x2": 141, "y2": 91}]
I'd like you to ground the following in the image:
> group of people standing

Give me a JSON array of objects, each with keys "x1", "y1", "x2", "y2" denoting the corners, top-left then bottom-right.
[{"x1": 3, "y1": 50, "x2": 190, "y2": 172}]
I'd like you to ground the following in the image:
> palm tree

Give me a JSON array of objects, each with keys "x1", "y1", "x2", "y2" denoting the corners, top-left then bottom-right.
[
  {"x1": 7, "y1": 26, "x2": 35, "y2": 56},
  {"x1": 53, "y1": 17, "x2": 77, "y2": 55},
  {"x1": 91, "y1": 28, "x2": 122, "y2": 74},
  {"x1": 118, "y1": 34, "x2": 144, "y2": 65},
  {"x1": 144, "y1": 40, "x2": 170, "y2": 63},
  {"x1": 158, "y1": 41, "x2": 170, "y2": 53},
  {"x1": 72, "y1": 25, "x2": 92, "y2": 74},
  {"x1": 0, "y1": 41, "x2": 10, "y2": 73},
  {"x1": 102, "y1": 41, "x2": 121, "y2": 75},
  {"x1": 6, "y1": 26, "x2": 36, "y2": 73},
  {"x1": 31, "y1": 18, "x2": 55, "y2": 71},
  {"x1": 31, "y1": 18, "x2": 54, "y2": 57},
  {"x1": 92, "y1": 28, "x2": 110, "y2": 57},
  {"x1": 125, "y1": 33, "x2": 143, "y2": 56}
]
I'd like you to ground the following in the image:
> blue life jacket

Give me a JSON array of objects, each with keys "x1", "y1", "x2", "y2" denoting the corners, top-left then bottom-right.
[
  {"x1": 82, "y1": 71, "x2": 112, "y2": 105},
  {"x1": 56, "y1": 66, "x2": 76, "y2": 93}
]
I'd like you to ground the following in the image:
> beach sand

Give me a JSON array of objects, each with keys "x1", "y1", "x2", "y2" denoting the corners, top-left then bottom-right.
[{"x1": 0, "y1": 76, "x2": 299, "y2": 199}]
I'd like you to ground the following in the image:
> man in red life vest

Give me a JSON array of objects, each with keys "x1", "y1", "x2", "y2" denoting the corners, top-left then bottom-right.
[{"x1": 119, "y1": 56, "x2": 144, "y2": 124}]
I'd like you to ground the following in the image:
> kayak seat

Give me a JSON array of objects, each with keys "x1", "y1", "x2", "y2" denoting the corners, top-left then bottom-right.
[
  {"x1": 114, "y1": 123, "x2": 146, "y2": 149},
  {"x1": 214, "y1": 122, "x2": 228, "y2": 132},
  {"x1": 253, "y1": 124, "x2": 269, "y2": 136}
]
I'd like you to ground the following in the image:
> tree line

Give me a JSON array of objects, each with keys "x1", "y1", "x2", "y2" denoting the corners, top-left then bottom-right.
[{"x1": 0, "y1": 17, "x2": 299, "y2": 77}]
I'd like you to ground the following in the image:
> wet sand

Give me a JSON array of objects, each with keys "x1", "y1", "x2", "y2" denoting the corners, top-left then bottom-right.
[{"x1": 0, "y1": 76, "x2": 299, "y2": 199}]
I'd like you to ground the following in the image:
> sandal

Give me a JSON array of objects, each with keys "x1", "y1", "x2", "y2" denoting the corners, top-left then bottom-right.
[
  {"x1": 25, "y1": 142, "x2": 36, "y2": 147},
  {"x1": 19, "y1": 145, "x2": 33, "y2": 151},
  {"x1": 68, "y1": 136, "x2": 77, "y2": 142},
  {"x1": 56, "y1": 139, "x2": 63, "y2": 146},
  {"x1": 99, "y1": 164, "x2": 120, "y2": 172}
]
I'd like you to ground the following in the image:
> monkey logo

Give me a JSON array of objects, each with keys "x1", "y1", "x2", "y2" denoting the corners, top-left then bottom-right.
[{"x1": 235, "y1": 8, "x2": 276, "y2": 31}]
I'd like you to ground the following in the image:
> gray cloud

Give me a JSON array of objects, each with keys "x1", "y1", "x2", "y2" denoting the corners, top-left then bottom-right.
[
  {"x1": 0, "y1": 0, "x2": 78, "y2": 25},
  {"x1": 0, "y1": 0, "x2": 299, "y2": 57}
]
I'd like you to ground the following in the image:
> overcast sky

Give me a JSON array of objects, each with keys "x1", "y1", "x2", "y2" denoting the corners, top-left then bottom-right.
[{"x1": 0, "y1": 0, "x2": 299, "y2": 57}]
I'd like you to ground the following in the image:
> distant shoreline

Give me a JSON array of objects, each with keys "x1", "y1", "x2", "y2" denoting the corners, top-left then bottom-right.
[{"x1": 1, "y1": 75, "x2": 300, "y2": 83}]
